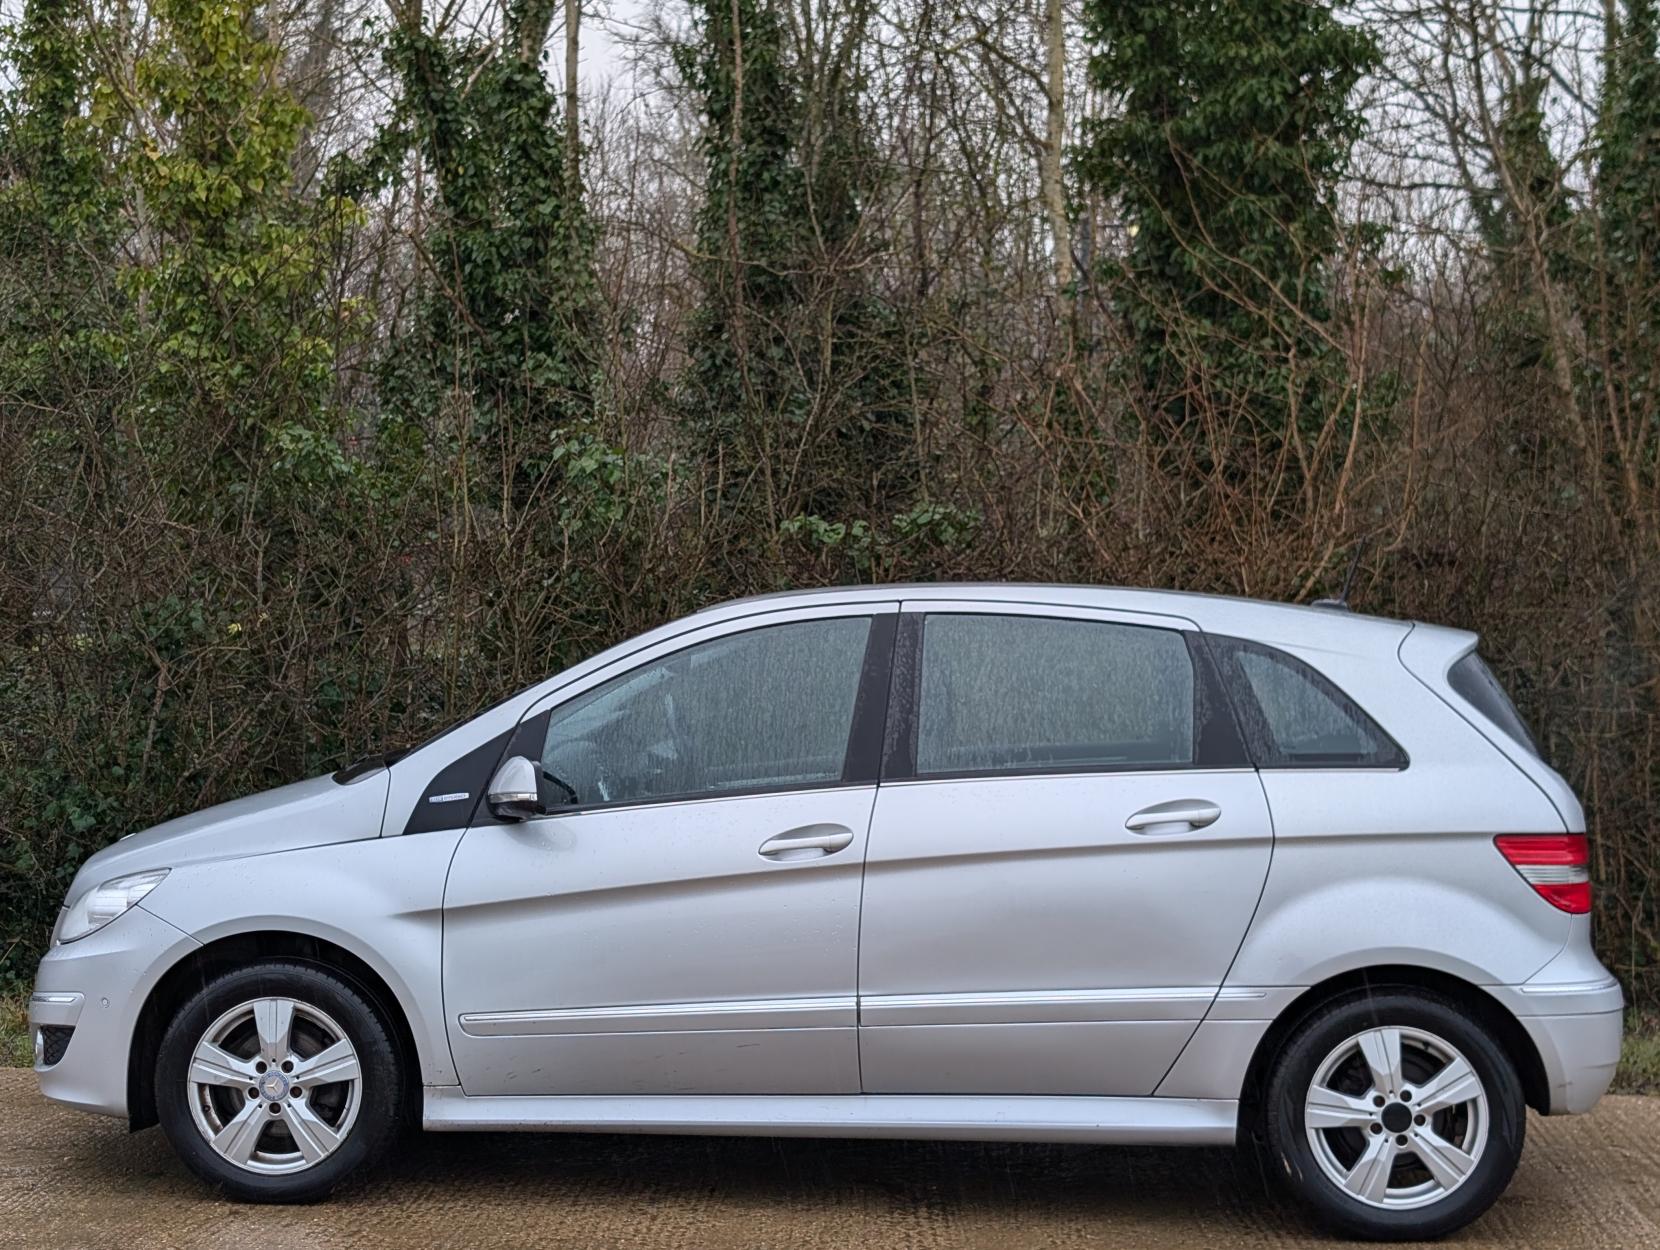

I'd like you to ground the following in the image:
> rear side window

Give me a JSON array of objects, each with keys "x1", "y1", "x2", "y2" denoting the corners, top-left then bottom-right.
[
  {"x1": 1449, "y1": 652, "x2": 1541, "y2": 757},
  {"x1": 914, "y1": 614, "x2": 1196, "y2": 775},
  {"x1": 1207, "y1": 635, "x2": 1407, "y2": 769}
]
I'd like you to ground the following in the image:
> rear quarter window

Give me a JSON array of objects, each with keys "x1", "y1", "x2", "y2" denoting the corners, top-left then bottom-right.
[
  {"x1": 1448, "y1": 652, "x2": 1542, "y2": 758},
  {"x1": 1207, "y1": 635, "x2": 1407, "y2": 769}
]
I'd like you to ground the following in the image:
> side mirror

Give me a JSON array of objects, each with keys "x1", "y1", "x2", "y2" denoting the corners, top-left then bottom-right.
[{"x1": 486, "y1": 755, "x2": 545, "y2": 822}]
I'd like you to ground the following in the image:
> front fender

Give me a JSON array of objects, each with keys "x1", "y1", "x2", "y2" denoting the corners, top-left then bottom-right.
[{"x1": 141, "y1": 830, "x2": 464, "y2": 1086}]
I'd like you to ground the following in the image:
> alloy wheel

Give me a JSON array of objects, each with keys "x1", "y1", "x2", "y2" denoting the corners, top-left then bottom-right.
[
  {"x1": 1302, "y1": 1024, "x2": 1490, "y2": 1210},
  {"x1": 186, "y1": 996, "x2": 363, "y2": 1174}
]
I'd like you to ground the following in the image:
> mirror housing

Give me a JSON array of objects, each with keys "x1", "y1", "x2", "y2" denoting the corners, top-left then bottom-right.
[{"x1": 486, "y1": 755, "x2": 545, "y2": 822}]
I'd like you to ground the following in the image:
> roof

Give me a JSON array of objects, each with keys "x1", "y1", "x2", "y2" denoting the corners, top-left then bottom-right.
[{"x1": 696, "y1": 582, "x2": 1474, "y2": 656}]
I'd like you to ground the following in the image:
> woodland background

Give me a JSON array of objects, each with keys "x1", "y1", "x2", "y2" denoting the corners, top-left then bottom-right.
[{"x1": 0, "y1": 0, "x2": 1656, "y2": 1003}]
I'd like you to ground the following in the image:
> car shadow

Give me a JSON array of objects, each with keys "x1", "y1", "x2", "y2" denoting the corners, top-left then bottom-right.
[
  {"x1": 377, "y1": 1128, "x2": 1301, "y2": 1225},
  {"x1": 13, "y1": 1076, "x2": 1600, "y2": 1249},
  {"x1": 59, "y1": 1116, "x2": 1300, "y2": 1222}
]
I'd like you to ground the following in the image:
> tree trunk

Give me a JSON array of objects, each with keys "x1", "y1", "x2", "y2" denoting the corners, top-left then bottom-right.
[
  {"x1": 1042, "y1": 0, "x2": 1072, "y2": 300},
  {"x1": 565, "y1": 0, "x2": 581, "y2": 192}
]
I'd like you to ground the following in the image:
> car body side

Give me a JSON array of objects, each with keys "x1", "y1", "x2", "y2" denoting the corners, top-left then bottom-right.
[{"x1": 31, "y1": 584, "x2": 1624, "y2": 1132}]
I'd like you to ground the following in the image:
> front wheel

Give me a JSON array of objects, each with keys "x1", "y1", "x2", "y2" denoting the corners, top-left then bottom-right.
[
  {"x1": 1262, "y1": 989, "x2": 1526, "y2": 1240},
  {"x1": 155, "y1": 961, "x2": 402, "y2": 1202}
]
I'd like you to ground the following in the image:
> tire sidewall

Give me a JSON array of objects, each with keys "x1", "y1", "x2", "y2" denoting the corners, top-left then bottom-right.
[
  {"x1": 1263, "y1": 989, "x2": 1526, "y2": 1241},
  {"x1": 155, "y1": 961, "x2": 400, "y2": 1203}
]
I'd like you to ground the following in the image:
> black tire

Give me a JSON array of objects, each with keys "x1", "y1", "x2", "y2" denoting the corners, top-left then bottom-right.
[
  {"x1": 1261, "y1": 988, "x2": 1526, "y2": 1241},
  {"x1": 155, "y1": 960, "x2": 402, "y2": 1202}
]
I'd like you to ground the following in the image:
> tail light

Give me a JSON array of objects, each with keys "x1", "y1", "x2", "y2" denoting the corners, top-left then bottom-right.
[{"x1": 1494, "y1": 834, "x2": 1591, "y2": 914}]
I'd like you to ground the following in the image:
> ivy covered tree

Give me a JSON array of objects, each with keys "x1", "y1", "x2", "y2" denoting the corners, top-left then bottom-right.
[
  {"x1": 0, "y1": 0, "x2": 113, "y2": 444},
  {"x1": 0, "y1": 0, "x2": 100, "y2": 220},
  {"x1": 4, "y1": 0, "x2": 365, "y2": 542},
  {"x1": 676, "y1": 0, "x2": 807, "y2": 459},
  {"x1": 1591, "y1": 0, "x2": 1660, "y2": 459},
  {"x1": 384, "y1": 0, "x2": 600, "y2": 508},
  {"x1": 1599, "y1": 1, "x2": 1660, "y2": 272},
  {"x1": 123, "y1": 0, "x2": 366, "y2": 525},
  {"x1": 675, "y1": 0, "x2": 916, "y2": 541},
  {"x1": 1076, "y1": 0, "x2": 1377, "y2": 442},
  {"x1": 108, "y1": 0, "x2": 375, "y2": 733},
  {"x1": 1477, "y1": 73, "x2": 1574, "y2": 291}
]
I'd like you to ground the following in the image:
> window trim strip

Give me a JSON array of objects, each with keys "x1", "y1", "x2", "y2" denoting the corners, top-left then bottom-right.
[
  {"x1": 880, "y1": 612, "x2": 923, "y2": 781},
  {"x1": 843, "y1": 613, "x2": 898, "y2": 785}
]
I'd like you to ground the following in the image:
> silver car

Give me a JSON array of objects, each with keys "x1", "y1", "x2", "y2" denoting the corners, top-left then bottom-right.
[{"x1": 30, "y1": 584, "x2": 1622, "y2": 1238}]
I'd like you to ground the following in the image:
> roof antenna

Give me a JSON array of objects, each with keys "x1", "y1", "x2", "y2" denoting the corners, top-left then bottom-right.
[{"x1": 1312, "y1": 539, "x2": 1368, "y2": 611}]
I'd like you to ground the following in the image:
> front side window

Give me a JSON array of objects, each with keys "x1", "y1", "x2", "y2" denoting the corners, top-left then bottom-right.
[
  {"x1": 1208, "y1": 635, "x2": 1406, "y2": 769},
  {"x1": 536, "y1": 616, "x2": 873, "y2": 808},
  {"x1": 914, "y1": 613, "x2": 1197, "y2": 776}
]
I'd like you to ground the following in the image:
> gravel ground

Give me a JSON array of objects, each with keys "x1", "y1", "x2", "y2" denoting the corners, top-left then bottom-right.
[{"x1": 1, "y1": 1070, "x2": 1657, "y2": 1249}]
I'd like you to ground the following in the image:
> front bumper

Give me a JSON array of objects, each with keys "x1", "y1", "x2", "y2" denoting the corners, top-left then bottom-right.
[{"x1": 30, "y1": 904, "x2": 198, "y2": 1119}]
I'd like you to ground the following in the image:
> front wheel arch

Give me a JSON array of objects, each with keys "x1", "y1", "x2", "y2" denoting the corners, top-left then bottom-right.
[
  {"x1": 1236, "y1": 966, "x2": 1551, "y2": 1140},
  {"x1": 128, "y1": 931, "x2": 421, "y2": 1132}
]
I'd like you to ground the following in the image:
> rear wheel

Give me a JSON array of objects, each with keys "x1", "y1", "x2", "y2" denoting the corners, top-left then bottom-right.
[
  {"x1": 1262, "y1": 989, "x2": 1525, "y2": 1240},
  {"x1": 155, "y1": 961, "x2": 401, "y2": 1202}
]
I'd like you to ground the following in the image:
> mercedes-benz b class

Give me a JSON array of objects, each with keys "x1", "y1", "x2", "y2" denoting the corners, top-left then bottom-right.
[{"x1": 31, "y1": 585, "x2": 1622, "y2": 1239}]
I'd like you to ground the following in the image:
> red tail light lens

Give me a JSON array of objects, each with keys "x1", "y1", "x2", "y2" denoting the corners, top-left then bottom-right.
[{"x1": 1494, "y1": 834, "x2": 1591, "y2": 914}]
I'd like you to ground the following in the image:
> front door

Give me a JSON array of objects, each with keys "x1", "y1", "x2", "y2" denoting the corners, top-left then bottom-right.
[
  {"x1": 857, "y1": 603, "x2": 1274, "y2": 1096},
  {"x1": 444, "y1": 606, "x2": 895, "y2": 1096}
]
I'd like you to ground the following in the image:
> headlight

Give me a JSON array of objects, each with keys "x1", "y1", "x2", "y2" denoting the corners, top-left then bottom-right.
[{"x1": 52, "y1": 870, "x2": 170, "y2": 945}]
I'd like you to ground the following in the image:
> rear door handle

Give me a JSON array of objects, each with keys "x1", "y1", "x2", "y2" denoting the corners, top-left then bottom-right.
[
  {"x1": 758, "y1": 825, "x2": 855, "y2": 861},
  {"x1": 1125, "y1": 799, "x2": 1222, "y2": 833}
]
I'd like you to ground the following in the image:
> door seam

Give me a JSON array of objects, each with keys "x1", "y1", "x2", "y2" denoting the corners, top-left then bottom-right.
[{"x1": 1151, "y1": 766, "x2": 1277, "y2": 1096}]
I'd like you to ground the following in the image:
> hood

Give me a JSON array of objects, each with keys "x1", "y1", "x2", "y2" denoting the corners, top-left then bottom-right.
[{"x1": 65, "y1": 769, "x2": 392, "y2": 904}]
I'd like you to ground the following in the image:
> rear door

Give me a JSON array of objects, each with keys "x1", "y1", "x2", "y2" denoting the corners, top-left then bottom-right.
[{"x1": 857, "y1": 602, "x2": 1274, "y2": 1096}]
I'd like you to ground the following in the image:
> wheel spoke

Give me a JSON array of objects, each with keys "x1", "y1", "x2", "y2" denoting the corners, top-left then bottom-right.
[
  {"x1": 210, "y1": 1101, "x2": 268, "y2": 1165},
  {"x1": 1342, "y1": 1132, "x2": 1398, "y2": 1203},
  {"x1": 1412, "y1": 1125, "x2": 1477, "y2": 1190},
  {"x1": 279, "y1": 1099, "x2": 344, "y2": 1164},
  {"x1": 1412, "y1": 1056, "x2": 1481, "y2": 1114},
  {"x1": 252, "y1": 998, "x2": 295, "y2": 1065},
  {"x1": 1305, "y1": 1084, "x2": 1378, "y2": 1130},
  {"x1": 1357, "y1": 1027, "x2": 1405, "y2": 1095},
  {"x1": 189, "y1": 1041, "x2": 257, "y2": 1089},
  {"x1": 289, "y1": 1038, "x2": 359, "y2": 1087}
]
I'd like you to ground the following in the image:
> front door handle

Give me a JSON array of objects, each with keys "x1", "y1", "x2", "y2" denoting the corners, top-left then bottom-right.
[
  {"x1": 758, "y1": 825, "x2": 855, "y2": 861},
  {"x1": 1125, "y1": 799, "x2": 1222, "y2": 833}
]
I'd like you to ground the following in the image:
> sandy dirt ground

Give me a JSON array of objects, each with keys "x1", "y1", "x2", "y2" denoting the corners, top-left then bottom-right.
[{"x1": 1, "y1": 1070, "x2": 1657, "y2": 1249}]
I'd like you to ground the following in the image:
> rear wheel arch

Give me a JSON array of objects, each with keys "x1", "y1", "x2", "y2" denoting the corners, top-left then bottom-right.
[
  {"x1": 1236, "y1": 965, "x2": 1551, "y2": 1136},
  {"x1": 128, "y1": 931, "x2": 422, "y2": 1132}
]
